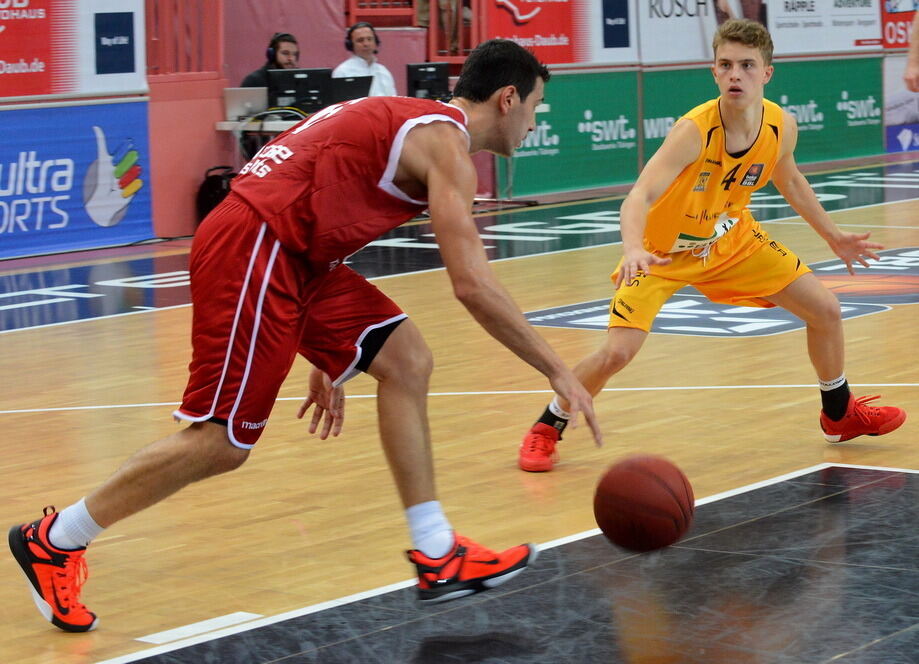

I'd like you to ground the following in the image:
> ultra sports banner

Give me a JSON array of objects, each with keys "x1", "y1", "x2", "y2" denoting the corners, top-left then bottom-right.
[
  {"x1": 484, "y1": 0, "x2": 639, "y2": 65},
  {"x1": 0, "y1": 0, "x2": 146, "y2": 99}
]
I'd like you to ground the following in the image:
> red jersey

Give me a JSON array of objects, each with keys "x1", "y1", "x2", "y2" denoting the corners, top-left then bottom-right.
[{"x1": 230, "y1": 96, "x2": 469, "y2": 269}]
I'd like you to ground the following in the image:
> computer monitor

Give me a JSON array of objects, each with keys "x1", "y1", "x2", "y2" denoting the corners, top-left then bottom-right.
[
  {"x1": 406, "y1": 62, "x2": 450, "y2": 101},
  {"x1": 329, "y1": 75, "x2": 373, "y2": 104},
  {"x1": 267, "y1": 68, "x2": 332, "y2": 113}
]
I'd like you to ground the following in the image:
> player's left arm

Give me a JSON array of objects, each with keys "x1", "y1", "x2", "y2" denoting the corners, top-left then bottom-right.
[{"x1": 772, "y1": 110, "x2": 882, "y2": 274}]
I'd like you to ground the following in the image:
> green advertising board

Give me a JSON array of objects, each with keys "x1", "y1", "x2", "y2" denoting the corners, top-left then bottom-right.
[
  {"x1": 640, "y1": 68, "x2": 714, "y2": 163},
  {"x1": 641, "y1": 58, "x2": 883, "y2": 166},
  {"x1": 767, "y1": 57, "x2": 883, "y2": 164},
  {"x1": 497, "y1": 70, "x2": 640, "y2": 198}
]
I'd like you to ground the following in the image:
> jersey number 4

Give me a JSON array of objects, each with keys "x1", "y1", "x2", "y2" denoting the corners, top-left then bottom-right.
[{"x1": 720, "y1": 164, "x2": 741, "y2": 191}]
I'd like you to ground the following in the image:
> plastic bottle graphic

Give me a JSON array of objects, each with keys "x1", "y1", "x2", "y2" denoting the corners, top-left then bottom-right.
[{"x1": 83, "y1": 126, "x2": 144, "y2": 227}]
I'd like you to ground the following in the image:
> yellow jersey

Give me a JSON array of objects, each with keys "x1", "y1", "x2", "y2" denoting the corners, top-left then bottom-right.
[{"x1": 645, "y1": 97, "x2": 784, "y2": 255}]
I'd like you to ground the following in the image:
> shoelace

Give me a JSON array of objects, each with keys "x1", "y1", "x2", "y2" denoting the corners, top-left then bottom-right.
[
  {"x1": 851, "y1": 395, "x2": 883, "y2": 425},
  {"x1": 455, "y1": 536, "x2": 495, "y2": 560},
  {"x1": 53, "y1": 555, "x2": 89, "y2": 610},
  {"x1": 522, "y1": 433, "x2": 556, "y2": 455}
]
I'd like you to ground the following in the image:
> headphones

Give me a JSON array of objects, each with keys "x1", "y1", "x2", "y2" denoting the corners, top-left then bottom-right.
[
  {"x1": 266, "y1": 32, "x2": 297, "y2": 62},
  {"x1": 345, "y1": 22, "x2": 380, "y2": 52}
]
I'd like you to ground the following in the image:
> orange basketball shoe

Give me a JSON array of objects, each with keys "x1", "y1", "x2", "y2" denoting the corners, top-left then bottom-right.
[
  {"x1": 8, "y1": 507, "x2": 98, "y2": 632},
  {"x1": 820, "y1": 394, "x2": 907, "y2": 443},
  {"x1": 518, "y1": 423, "x2": 560, "y2": 472},
  {"x1": 407, "y1": 534, "x2": 536, "y2": 603}
]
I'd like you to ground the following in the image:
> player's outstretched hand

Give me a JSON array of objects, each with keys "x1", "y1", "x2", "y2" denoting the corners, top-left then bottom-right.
[
  {"x1": 297, "y1": 368, "x2": 344, "y2": 439},
  {"x1": 829, "y1": 231, "x2": 882, "y2": 275},
  {"x1": 615, "y1": 247, "x2": 671, "y2": 288},
  {"x1": 904, "y1": 62, "x2": 919, "y2": 93},
  {"x1": 549, "y1": 370, "x2": 603, "y2": 448}
]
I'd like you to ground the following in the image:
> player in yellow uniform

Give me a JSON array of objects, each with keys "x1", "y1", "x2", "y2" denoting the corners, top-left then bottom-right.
[{"x1": 518, "y1": 18, "x2": 907, "y2": 472}]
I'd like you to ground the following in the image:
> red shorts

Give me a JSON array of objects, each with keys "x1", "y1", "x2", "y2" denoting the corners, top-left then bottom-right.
[{"x1": 174, "y1": 198, "x2": 404, "y2": 448}]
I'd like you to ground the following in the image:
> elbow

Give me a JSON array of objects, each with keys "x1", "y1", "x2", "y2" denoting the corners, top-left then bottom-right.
[
  {"x1": 451, "y1": 275, "x2": 489, "y2": 308},
  {"x1": 452, "y1": 282, "x2": 482, "y2": 307}
]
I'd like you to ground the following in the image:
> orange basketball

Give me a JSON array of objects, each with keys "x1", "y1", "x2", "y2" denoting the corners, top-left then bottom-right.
[{"x1": 593, "y1": 454, "x2": 694, "y2": 552}]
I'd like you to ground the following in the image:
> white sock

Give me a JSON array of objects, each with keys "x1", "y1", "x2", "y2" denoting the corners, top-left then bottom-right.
[
  {"x1": 48, "y1": 498, "x2": 104, "y2": 550},
  {"x1": 548, "y1": 396, "x2": 571, "y2": 420},
  {"x1": 819, "y1": 374, "x2": 847, "y2": 391},
  {"x1": 406, "y1": 500, "x2": 453, "y2": 559}
]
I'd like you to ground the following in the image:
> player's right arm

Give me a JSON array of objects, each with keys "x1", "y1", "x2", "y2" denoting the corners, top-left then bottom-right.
[
  {"x1": 615, "y1": 118, "x2": 699, "y2": 287},
  {"x1": 398, "y1": 121, "x2": 602, "y2": 446},
  {"x1": 905, "y1": 13, "x2": 919, "y2": 92}
]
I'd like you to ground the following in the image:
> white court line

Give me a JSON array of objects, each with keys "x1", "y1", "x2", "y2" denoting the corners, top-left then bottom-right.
[
  {"x1": 93, "y1": 461, "x2": 918, "y2": 664},
  {"x1": 1, "y1": 383, "x2": 916, "y2": 416},
  {"x1": 136, "y1": 612, "x2": 263, "y2": 644}
]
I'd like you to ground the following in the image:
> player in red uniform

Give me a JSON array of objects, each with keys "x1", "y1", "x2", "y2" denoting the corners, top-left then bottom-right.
[{"x1": 9, "y1": 40, "x2": 602, "y2": 632}]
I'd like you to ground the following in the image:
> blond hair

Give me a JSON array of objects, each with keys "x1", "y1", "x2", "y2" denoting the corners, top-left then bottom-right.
[{"x1": 713, "y1": 19, "x2": 773, "y2": 66}]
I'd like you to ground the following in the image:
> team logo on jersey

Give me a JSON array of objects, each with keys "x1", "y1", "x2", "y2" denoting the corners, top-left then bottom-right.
[
  {"x1": 523, "y1": 247, "x2": 919, "y2": 338},
  {"x1": 693, "y1": 172, "x2": 711, "y2": 192},
  {"x1": 740, "y1": 163, "x2": 764, "y2": 187}
]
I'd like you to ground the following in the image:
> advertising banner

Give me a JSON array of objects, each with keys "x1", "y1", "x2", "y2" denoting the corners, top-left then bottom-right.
[
  {"x1": 485, "y1": 0, "x2": 639, "y2": 65},
  {"x1": 880, "y1": 1, "x2": 916, "y2": 49},
  {"x1": 0, "y1": 0, "x2": 146, "y2": 100},
  {"x1": 637, "y1": 0, "x2": 881, "y2": 65},
  {"x1": 497, "y1": 70, "x2": 640, "y2": 197},
  {"x1": 0, "y1": 101, "x2": 154, "y2": 259},
  {"x1": 769, "y1": 0, "x2": 882, "y2": 54},
  {"x1": 767, "y1": 57, "x2": 883, "y2": 163},
  {"x1": 883, "y1": 53, "x2": 919, "y2": 152},
  {"x1": 640, "y1": 67, "x2": 715, "y2": 162}
]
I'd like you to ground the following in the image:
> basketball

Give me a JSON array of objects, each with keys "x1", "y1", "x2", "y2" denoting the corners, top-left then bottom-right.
[{"x1": 593, "y1": 454, "x2": 694, "y2": 552}]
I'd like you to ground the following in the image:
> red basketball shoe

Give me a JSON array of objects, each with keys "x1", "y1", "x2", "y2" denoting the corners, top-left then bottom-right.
[
  {"x1": 407, "y1": 534, "x2": 536, "y2": 603},
  {"x1": 518, "y1": 423, "x2": 560, "y2": 472},
  {"x1": 8, "y1": 507, "x2": 98, "y2": 632},
  {"x1": 820, "y1": 394, "x2": 907, "y2": 443}
]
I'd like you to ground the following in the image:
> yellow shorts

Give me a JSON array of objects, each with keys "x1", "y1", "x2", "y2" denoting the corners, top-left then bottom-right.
[{"x1": 608, "y1": 218, "x2": 810, "y2": 331}]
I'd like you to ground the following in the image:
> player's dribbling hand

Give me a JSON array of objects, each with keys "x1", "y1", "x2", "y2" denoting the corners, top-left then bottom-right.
[
  {"x1": 615, "y1": 247, "x2": 671, "y2": 288},
  {"x1": 297, "y1": 368, "x2": 344, "y2": 439},
  {"x1": 549, "y1": 371, "x2": 603, "y2": 448},
  {"x1": 829, "y1": 231, "x2": 882, "y2": 275}
]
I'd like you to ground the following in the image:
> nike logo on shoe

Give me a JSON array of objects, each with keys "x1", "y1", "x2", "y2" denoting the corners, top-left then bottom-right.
[{"x1": 51, "y1": 582, "x2": 70, "y2": 616}]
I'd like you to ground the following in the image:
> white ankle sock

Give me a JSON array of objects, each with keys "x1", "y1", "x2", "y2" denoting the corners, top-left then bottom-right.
[
  {"x1": 548, "y1": 397, "x2": 571, "y2": 420},
  {"x1": 819, "y1": 374, "x2": 847, "y2": 391},
  {"x1": 406, "y1": 500, "x2": 453, "y2": 559},
  {"x1": 48, "y1": 498, "x2": 104, "y2": 550}
]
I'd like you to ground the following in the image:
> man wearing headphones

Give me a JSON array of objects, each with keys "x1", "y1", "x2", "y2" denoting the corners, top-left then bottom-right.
[
  {"x1": 241, "y1": 32, "x2": 300, "y2": 87},
  {"x1": 333, "y1": 22, "x2": 396, "y2": 96}
]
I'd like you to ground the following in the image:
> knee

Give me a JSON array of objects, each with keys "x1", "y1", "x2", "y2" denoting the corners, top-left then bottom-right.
[
  {"x1": 595, "y1": 339, "x2": 639, "y2": 376},
  {"x1": 190, "y1": 422, "x2": 250, "y2": 476},
  {"x1": 807, "y1": 292, "x2": 843, "y2": 329},
  {"x1": 385, "y1": 342, "x2": 434, "y2": 388},
  {"x1": 367, "y1": 321, "x2": 433, "y2": 388}
]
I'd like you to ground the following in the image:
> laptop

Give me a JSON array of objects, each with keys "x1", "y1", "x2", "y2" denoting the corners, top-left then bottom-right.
[
  {"x1": 224, "y1": 87, "x2": 268, "y2": 121},
  {"x1": 329, "y1": 76, "x2": 373, "y2": 104}
]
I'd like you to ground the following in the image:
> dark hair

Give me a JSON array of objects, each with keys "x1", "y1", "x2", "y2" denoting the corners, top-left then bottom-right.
[
  {"x1": 267, "y1": 32, "x2": 297, "y2": 62},
  {"x1": 713, "y1": 19, "x2": 773, "y2": 66},
  {"x1": 345, "y1": 21, "x2": 380, "y2": 51},
  {"x1": 452, "y1": 39, "x2": 550, "y2": 103}
]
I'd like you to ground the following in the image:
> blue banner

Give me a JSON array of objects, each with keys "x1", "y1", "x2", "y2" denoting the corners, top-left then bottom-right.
[{"x1": 0, "y1": 101, "x2": 153, "y2": 259}]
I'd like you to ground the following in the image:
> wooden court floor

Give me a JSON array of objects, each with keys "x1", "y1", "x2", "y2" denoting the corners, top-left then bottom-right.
[{"x1": 0, "y1": 193, "x2": 917, "y2": 663}]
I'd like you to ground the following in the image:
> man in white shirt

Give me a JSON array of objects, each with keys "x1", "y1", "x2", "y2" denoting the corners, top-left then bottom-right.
[{"x1": 333, "y1": 22, "x2": 397, "y2": 97}]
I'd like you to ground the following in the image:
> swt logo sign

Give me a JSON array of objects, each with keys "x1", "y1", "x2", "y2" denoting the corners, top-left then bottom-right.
[{"x1": 525, "y1": 247, "x2": 919, "y2": 338}]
